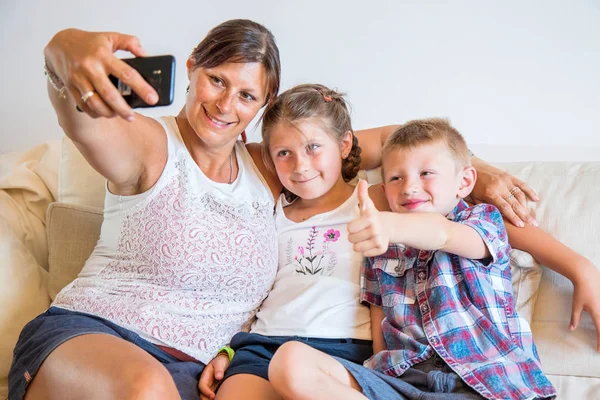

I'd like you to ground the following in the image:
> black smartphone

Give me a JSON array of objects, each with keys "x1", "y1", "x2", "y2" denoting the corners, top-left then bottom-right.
[{"x1": 110, "y1": 55, "x2": 176, "y2": 108}]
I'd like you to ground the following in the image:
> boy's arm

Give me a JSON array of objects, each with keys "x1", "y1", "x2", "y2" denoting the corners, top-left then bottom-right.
[
  {"x1": 506, "y1": 222, "x2": 600, "y2": 351},
  {"x1": 350, "y1": 181, "x2": 489, "y2": 259},
  {"x1": 370, "y1": 305, "x2": 386, "y2": 354}
]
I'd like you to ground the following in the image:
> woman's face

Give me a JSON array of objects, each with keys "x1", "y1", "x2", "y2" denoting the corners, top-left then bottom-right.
[{"x1": 185, "y1": 58, "x2": 268, "y2": 147}]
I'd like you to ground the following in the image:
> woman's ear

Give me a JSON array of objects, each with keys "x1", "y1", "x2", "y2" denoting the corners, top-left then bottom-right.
[
  {"x1": 457, "y1": 166, "x2": 477, "y2": 199},
  {"x1": 186, "y1": 57, "x2": 194, "y2": 80},
  {"x1": 341, "y1": 130, "x2": 353, "y2": 158}
]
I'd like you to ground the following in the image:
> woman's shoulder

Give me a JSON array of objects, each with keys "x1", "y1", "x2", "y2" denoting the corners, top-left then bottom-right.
[{"x1": 245, "y1": 142, "x2": 282, "y2": 199}]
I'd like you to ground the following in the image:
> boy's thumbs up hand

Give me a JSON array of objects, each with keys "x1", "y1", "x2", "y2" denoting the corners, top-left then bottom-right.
[
  {"x1": 358, "y1": 179, "x2": 376, "y2": 214},
  {"x1": 348, "y1": 180, "x2": 389, "y2": 257}
]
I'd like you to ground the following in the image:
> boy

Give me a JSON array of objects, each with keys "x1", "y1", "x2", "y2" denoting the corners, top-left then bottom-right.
[{"x1": 267, "y1": 118, "x2": 556, "y2": 400}]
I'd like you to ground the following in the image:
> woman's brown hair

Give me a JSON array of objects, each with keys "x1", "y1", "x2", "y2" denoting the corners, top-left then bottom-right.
[{"x1": 189, "y1": 19, "x2": 281, "y2": 107}]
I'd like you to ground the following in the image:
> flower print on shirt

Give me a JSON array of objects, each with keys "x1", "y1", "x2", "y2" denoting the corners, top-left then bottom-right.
[{"x1": 289, "y1": 226, "x2": 339, "y2": 275}]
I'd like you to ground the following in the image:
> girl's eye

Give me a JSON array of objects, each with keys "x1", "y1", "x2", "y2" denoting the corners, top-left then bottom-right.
[
  {"x1": 421, "y1": 171, "x2": 434, "y2": 177},
  {"x1": 241, "y1": 92, "x2": 256, "y2": 102},
  {"x1": 277, "y1": 150, "x2": 289, "y2": 157},
  {"x1": 307, "y1": 144, "x2": 320, "y2": 152},
  {"x1": 389, "y1": 176, "x2": 401, "y2": 182}
]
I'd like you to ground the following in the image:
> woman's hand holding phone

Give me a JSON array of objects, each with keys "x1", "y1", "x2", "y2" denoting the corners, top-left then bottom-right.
[{"x1": 44, "y1": 29, "x2": 160, "y2": 121}]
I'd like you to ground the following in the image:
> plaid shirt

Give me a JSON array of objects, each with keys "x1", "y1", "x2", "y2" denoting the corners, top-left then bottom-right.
[{"x1": 361, "y1": 201, "x2": 556, "y2": 400}]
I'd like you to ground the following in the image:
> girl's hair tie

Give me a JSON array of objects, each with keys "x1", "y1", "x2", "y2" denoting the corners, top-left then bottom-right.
[{"x1": 316, "y1": 88, "x2": 332, "y2": 102}]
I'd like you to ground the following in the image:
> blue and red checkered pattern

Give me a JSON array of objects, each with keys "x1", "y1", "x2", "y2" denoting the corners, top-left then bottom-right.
[{"x1": 361, "y1": 200, "x2": 556, "y2": 400}]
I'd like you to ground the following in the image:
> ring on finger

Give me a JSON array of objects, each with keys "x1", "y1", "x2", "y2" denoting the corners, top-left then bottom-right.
[
  {"x1": 81, "y1": 90, "x2": 95, "y2": 103},
  {"x1": 506, "y1": 193, "x2": 516, "y2": 202},
  {"x1": 510, "y1": 186, "x2": 520, "y2": 195}
]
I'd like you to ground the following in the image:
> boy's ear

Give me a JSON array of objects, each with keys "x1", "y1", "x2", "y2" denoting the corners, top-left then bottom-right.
[{"x1": 457, "y1": 166, "x2": 477, "y2": 199}]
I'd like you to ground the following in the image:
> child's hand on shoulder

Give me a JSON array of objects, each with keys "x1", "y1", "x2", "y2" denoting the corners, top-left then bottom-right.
[
  {"x1": 569, "y1": 258, "x2": 600, "y2": 352},
  {"x1": 348, "y1": 180, "x2": 391, "y2": 257}
]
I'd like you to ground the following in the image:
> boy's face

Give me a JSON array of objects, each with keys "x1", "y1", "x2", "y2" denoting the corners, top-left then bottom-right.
[{"x1": 382, "y1": 141, "x2": 472, "y2": 216}]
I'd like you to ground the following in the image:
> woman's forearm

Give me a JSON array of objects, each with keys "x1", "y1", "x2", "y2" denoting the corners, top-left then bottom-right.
[{"x1": 505, "y1": 222, "x2": 590, "y2": 283}]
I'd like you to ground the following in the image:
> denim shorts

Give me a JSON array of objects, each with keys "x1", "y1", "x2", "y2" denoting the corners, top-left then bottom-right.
[
  {"x1": 335, "y1": 355, "x2": 483, "y2": 400},
  {"x1": 8, "y1": 307, "x2": 205, "y2": 400},
  {"x1": 223, "y1": 332, "x2": 373, "y2": 381}
]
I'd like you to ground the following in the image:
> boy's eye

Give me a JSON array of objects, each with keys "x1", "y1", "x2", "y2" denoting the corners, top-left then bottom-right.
[
  {"x1": 388, "y1": 176, "x2": 401, "y2": 182},
  {"x1": 421, "y1": 171, "x2": 434, "y2": 177}
]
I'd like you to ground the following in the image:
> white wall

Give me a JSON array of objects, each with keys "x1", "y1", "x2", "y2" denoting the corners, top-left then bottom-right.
[{"x1": 1, "y1": 0, "x2": 599, "y2": 154}]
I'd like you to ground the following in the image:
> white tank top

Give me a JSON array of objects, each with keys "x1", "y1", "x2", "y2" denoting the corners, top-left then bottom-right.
[
  {"x1": 251, "y1": 185, "x2": 371, "y2": 340},
  {"x1": 52, "y1": 116, "x2": 278, "y2": 363}
]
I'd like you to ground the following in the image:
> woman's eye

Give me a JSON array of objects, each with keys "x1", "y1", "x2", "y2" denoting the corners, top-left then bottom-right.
[
  {"x1": 241, "y1": 92, "x2": 256, "y2": 101},
  {"x1": 210, "y1": 76, "x2": 224, "y2": 86}
]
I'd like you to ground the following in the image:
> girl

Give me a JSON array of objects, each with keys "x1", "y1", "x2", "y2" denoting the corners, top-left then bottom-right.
[
  {"x1": 201, "y1": 84, "x2": 387, "y2": 400},
  {"x1": 199, "y1": 84, "x2": 600, "y2": 400}
]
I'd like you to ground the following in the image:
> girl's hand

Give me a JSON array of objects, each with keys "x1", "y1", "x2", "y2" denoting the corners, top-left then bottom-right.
[
  {"x1": 570, "y1": 260, "x2": 600, "y2": 352},
  {"x1": 44, "y1": 29, "x2": 158, "y2": 120},
  {"x1": 198, "y1": 353, "x2": 230, "y2": 400},
  {"x1": 470, "y1": 157, "x2": 539, "y2": 228}
]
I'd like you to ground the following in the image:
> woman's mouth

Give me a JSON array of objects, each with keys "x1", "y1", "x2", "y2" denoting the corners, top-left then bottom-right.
[{"x1": 203, "y1": 106, "x2": 235, "y2": 128}]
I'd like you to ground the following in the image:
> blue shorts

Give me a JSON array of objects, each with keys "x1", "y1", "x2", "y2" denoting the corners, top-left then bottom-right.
[
  {"x1": 8, "y1": 307, "x2": 205, "y2": 400},
  {"x1": 335, "y1": 355, "x2": 483, "y2": 400},
  {"x1": 223, "y1": 332, "x2": 373, "y2": 381}
]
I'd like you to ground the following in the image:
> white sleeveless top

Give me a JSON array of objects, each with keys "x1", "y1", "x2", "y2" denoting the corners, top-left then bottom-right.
[
  {"x1": 251, "y1": 185, "x2": 371, "y2": 340},
  {"x1": 52, "y1": 116, "x2": 278, "y2": 363}
]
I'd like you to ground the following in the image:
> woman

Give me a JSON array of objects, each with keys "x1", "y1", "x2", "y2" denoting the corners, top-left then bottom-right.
[{"x1": 9, "y1": 19, "x2": 537, "y2": 400}]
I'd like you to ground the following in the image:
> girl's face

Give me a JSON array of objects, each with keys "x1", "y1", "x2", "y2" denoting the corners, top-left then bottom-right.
[
  {"x1": 185, "y1": 58, "x2": 268, "y2": 147},
  {"x1": 268, "y1": 119, "x2": 352, "y2": 201}
]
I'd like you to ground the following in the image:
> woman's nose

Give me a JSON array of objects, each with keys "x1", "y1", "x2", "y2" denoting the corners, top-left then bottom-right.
[{"x1": 216, "y1": 92, "x2": 234, "y2": 114}]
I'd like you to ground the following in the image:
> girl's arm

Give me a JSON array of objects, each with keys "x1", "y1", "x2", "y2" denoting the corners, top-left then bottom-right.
[
  {"x1": 355, "y1": 125, "x2": 399, "y2": 170},
  {"x1": 506, "y1": 222, "x2": 600, "y2": 352},
  {"x1": 370, "y1": 305, "x2": 386, "y2": 355}
]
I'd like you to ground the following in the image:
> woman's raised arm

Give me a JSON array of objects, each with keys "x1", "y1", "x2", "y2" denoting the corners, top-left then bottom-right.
[{"x1": 45, "y1": 29, "x2": 166, "y2": 194}]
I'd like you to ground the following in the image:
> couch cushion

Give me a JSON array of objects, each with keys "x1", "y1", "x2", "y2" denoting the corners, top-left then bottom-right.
[
  {"x1": 58, "y1": 137, "x2": 106, "y2": 209},
  {"x1": 0, "y1": 220, "x2": 50, "y2": 400},
  {"x1": 46, "y1": 202, "x2": 103, "y2": 299},
  {"x1": 496, "y1": 162, "x2": 600, "y2": 379}
]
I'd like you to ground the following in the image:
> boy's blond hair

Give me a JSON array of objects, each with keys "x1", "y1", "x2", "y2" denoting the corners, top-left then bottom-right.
[{"x1": 382, "y1": 118, "x2": 470, "y2": 172}]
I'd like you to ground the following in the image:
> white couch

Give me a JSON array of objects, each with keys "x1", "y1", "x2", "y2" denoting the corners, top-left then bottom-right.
[{"x1": 1, "y1": 138, "x2": 599, "y2": 399}]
